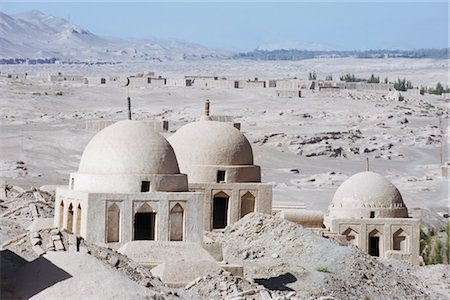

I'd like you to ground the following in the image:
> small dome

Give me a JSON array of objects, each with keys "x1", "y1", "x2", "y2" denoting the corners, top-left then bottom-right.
[
  {"x1": 168, "y1": 120, "x2": 254, "y2": 167},
  {"x1": 79, "y1": 120, "x2": 180, "y2": 175},
  {"x1": 327, "y1": 171, "x2": 408, "y2": 219}
]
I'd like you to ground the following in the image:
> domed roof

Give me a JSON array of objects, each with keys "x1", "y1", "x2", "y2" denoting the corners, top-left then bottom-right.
[
  {"x1": 168, "y1": 120, "x2": 254, "y2": 166},
  {"x1": 78, "y1": 120, "x2": 180, "y2": 175},
  {"x1": 327, "y1": 171, "x2": 408, "y2": 219}
]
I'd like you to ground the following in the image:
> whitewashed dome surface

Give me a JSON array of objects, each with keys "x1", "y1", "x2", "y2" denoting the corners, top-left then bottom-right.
[
  {"x1": 327, "y1": 171, "x2": 408, "y2": 219},
  {"x1": 168, "y1": 120, "x2": 254, "y2": 166},
  {"x1": 78, "y1": 120, "x2": 180, "y2": 175}
]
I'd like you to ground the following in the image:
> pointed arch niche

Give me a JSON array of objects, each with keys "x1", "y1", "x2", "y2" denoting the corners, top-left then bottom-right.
[
  {"x1": 169, "y1": 203, "x2": 185, "y2": 241},
  {"x1": 107, "y1": 203, "x2": 121, "y2": 243}
]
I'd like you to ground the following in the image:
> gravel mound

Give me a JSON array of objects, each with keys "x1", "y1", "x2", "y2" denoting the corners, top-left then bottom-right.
[
  {"x1": 185, "y1": 269, "x2": 294, "y2": 300},
  {"x1": 218, "y1": 213, "x2": 444, "y2": 299}
]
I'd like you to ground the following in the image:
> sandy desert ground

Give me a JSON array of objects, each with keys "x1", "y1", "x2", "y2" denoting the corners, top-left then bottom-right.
[
  {"x1": 0, "y1": 58, "x2": 449, "y2": 299},
  {"x1": 0, "y1": 58, "x2": 448, "y2": 214}
]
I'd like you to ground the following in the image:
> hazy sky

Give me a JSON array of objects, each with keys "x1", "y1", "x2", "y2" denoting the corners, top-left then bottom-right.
[{"x1": 1, "y1": 1, "x2": 448, "y2": 51}]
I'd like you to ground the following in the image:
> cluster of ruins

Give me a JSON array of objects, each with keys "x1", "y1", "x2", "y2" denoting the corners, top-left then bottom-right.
[{"x1": 1, "y1": 70, "x2": 434, "y2": 100}]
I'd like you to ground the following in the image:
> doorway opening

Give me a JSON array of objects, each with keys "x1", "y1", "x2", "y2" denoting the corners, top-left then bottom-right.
[
  {"x1": 134, "y1": 212, "x2": 156, "y2": 240},
  {"x1": 368, "y1": 229, "x2": 382, "y2": 257},
  {"x1": 213, "y1": 192, "x2": 229, "y2": 229}
]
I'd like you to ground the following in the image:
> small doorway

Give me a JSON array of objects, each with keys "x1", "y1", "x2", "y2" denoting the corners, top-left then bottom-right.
[
  {"x1": 134, "y1": 212, "x2": 156, "y2": 240},
  {"x1": 213, "y1": 192, "x2": 229, "y2": 229},
  {"x1": 369, "y1": 237, "x2": 380, "y2": 256},
  {"x1": 368, "y1": 229, "x2": 382, "y2": 257}
]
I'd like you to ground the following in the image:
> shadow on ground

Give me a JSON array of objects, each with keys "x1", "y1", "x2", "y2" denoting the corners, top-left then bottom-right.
[
  {"x1": 254, "y1": 272, "x2": 297, "y2": 291},
  {"x1": 0, "y1": 250, "x2": 72, "y2": 299}
]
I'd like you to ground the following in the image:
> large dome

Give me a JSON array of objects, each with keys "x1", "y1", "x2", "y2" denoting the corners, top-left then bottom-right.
[
  {"x1": 168, "y1": 120, "x2": 254, "y2": 167},
  {"x1": 79, "y1": 120, "x2": 180, "y2": 175},
  {"x1": 326, "y1": 171, "x2": 408, "y2": 219}
]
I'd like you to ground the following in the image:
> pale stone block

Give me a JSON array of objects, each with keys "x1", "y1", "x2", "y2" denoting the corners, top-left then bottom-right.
[
  {"x1": 51, "y1": 235, "x2": 61, "y2": 241},
  {"x1": 68, "y1": 245, "x2": 77, "y2": 252},
  {"x1": 54, "y1": 240, "x2": 65, "y2": 251},
  {"x1": 30, "y1": 231, "x2": 40, "y2": 239},
  {"x1": 68, "y1": 234, "x2": 77, "y2": 245},
  {"x1": 108, "y1": 256, "x2": 119, "y2": 267},
  {"x1": 50, "y1": 229, "x2": 60, "y2": 235},
  {"x1": 32, "y1": 245, "x2": 45, "y2": 256},
  {"x1": 99, "y1": 251, "x2": 109, "y2": 259},
  {"x1": 30, "y1": 237, "x2": 41, "y2": 246}
]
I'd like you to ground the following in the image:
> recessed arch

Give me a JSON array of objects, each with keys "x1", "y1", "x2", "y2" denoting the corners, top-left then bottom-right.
[
  {"x1": 137, "y1": 202, "x2": 154, "y2": 213},
  {"x1": 343, "y1": 227, "x2": 359, "y2": 246},
  {"x1": 67, "y1": 203, "x2": 74, "y2": 233},
  {"x1": 393, "y1": 228, "x2": 408, "y2": 251},
  {"x1": 75, "y1": 203, "x2": 82, "y2": 234},
  {"x1": 169, "y1": 203, "x2": 184, "y2": 241},
  {"x1": 107, "y1": 203, "x2": 120, "y2": 243},
  {"x1": 240, "y1": 191, "x2": 255, "y2": 218},
  {"x1": 58, "y1": 201, "x2": 64, "y2": 228}
]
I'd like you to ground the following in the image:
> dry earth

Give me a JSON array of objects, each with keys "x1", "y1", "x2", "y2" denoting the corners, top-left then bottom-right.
[{"x1": 0, "y1": 58, "x2": 449, "y2": 299}]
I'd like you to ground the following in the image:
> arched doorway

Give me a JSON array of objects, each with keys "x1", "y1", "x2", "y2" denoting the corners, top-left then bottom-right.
[
  {"x1": 368, "y1": 229, "x2": 382, "y2": 257},
  {"x1": 213, "y1": 191, "x2": 229, "y2": 229},
  {"x1": 75, "y1": 204, "x2": 82, "y2": 234},
  {"x1": 107, "y1": 203, "x2": 120, "y2": 243},
  {"x1": 134, "y1": 203, "x2": 156, "y2": 240},
  {"x1": 67, "y1": 203, "x2": 74, "y2": 233},
  {"x1": 240, "y1": 192, "x2": 255, "y2": 218},
  {"x1": 343, "y1": 228, "x2": 358, "y2": 246},
  {"x1": 169, "y1": 204, "x2": 184, "y2": 241},
  {"x1": 393, "y1": 229, "x2": 408, "y2": 251}
]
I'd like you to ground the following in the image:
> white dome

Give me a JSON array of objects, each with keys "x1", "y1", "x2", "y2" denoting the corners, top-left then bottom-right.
[
  {"x1": 168, "y1": 120, "x2": 254, "y2": 166},
  {"x1": 79, "y1": 120, "x2": 180, "y2": 175},
  {"x1": 327, "y1": 172, "x2": 408, "y2": 219}
]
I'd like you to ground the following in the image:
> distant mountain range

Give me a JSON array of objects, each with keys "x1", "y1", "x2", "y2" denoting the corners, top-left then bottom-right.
[
  {"x1": 0, "y1": 10, "x2": 225, "y2": 63},
  {"x1": 1, "y1": 10, "x2": 448, "y2": 64}
]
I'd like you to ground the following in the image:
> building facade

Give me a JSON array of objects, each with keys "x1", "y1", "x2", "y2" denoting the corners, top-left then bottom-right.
[
  {"x1": 54, "y1": 120, "x2": 203, "y2": 247},
  {"x1": 168, "y1": 101, "x2": 272, "y2": 231},
  {"x1": 324, "y1": 171, "x2": 420, "y2": 265}
]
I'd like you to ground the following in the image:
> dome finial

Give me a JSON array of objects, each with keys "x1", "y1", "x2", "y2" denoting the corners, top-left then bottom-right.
[{"x1": 200, "y1": 99, "x2": 212, "y2": 121}]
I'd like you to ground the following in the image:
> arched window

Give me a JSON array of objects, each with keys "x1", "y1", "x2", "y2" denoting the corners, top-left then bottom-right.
[
  {"x1": 107, "y1": 203, "x2": 120, "y2": 243},
  {"x1": 240, "y1": 192, "x2": 255, "y2": 218},
  {"x1": 169, "y1": 204, "x2": 184, "y2": 241}
]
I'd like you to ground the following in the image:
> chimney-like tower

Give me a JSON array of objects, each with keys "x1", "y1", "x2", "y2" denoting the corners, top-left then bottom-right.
[{"x1": 200, "y1": 99, "x2": 212, "y2": 121}]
